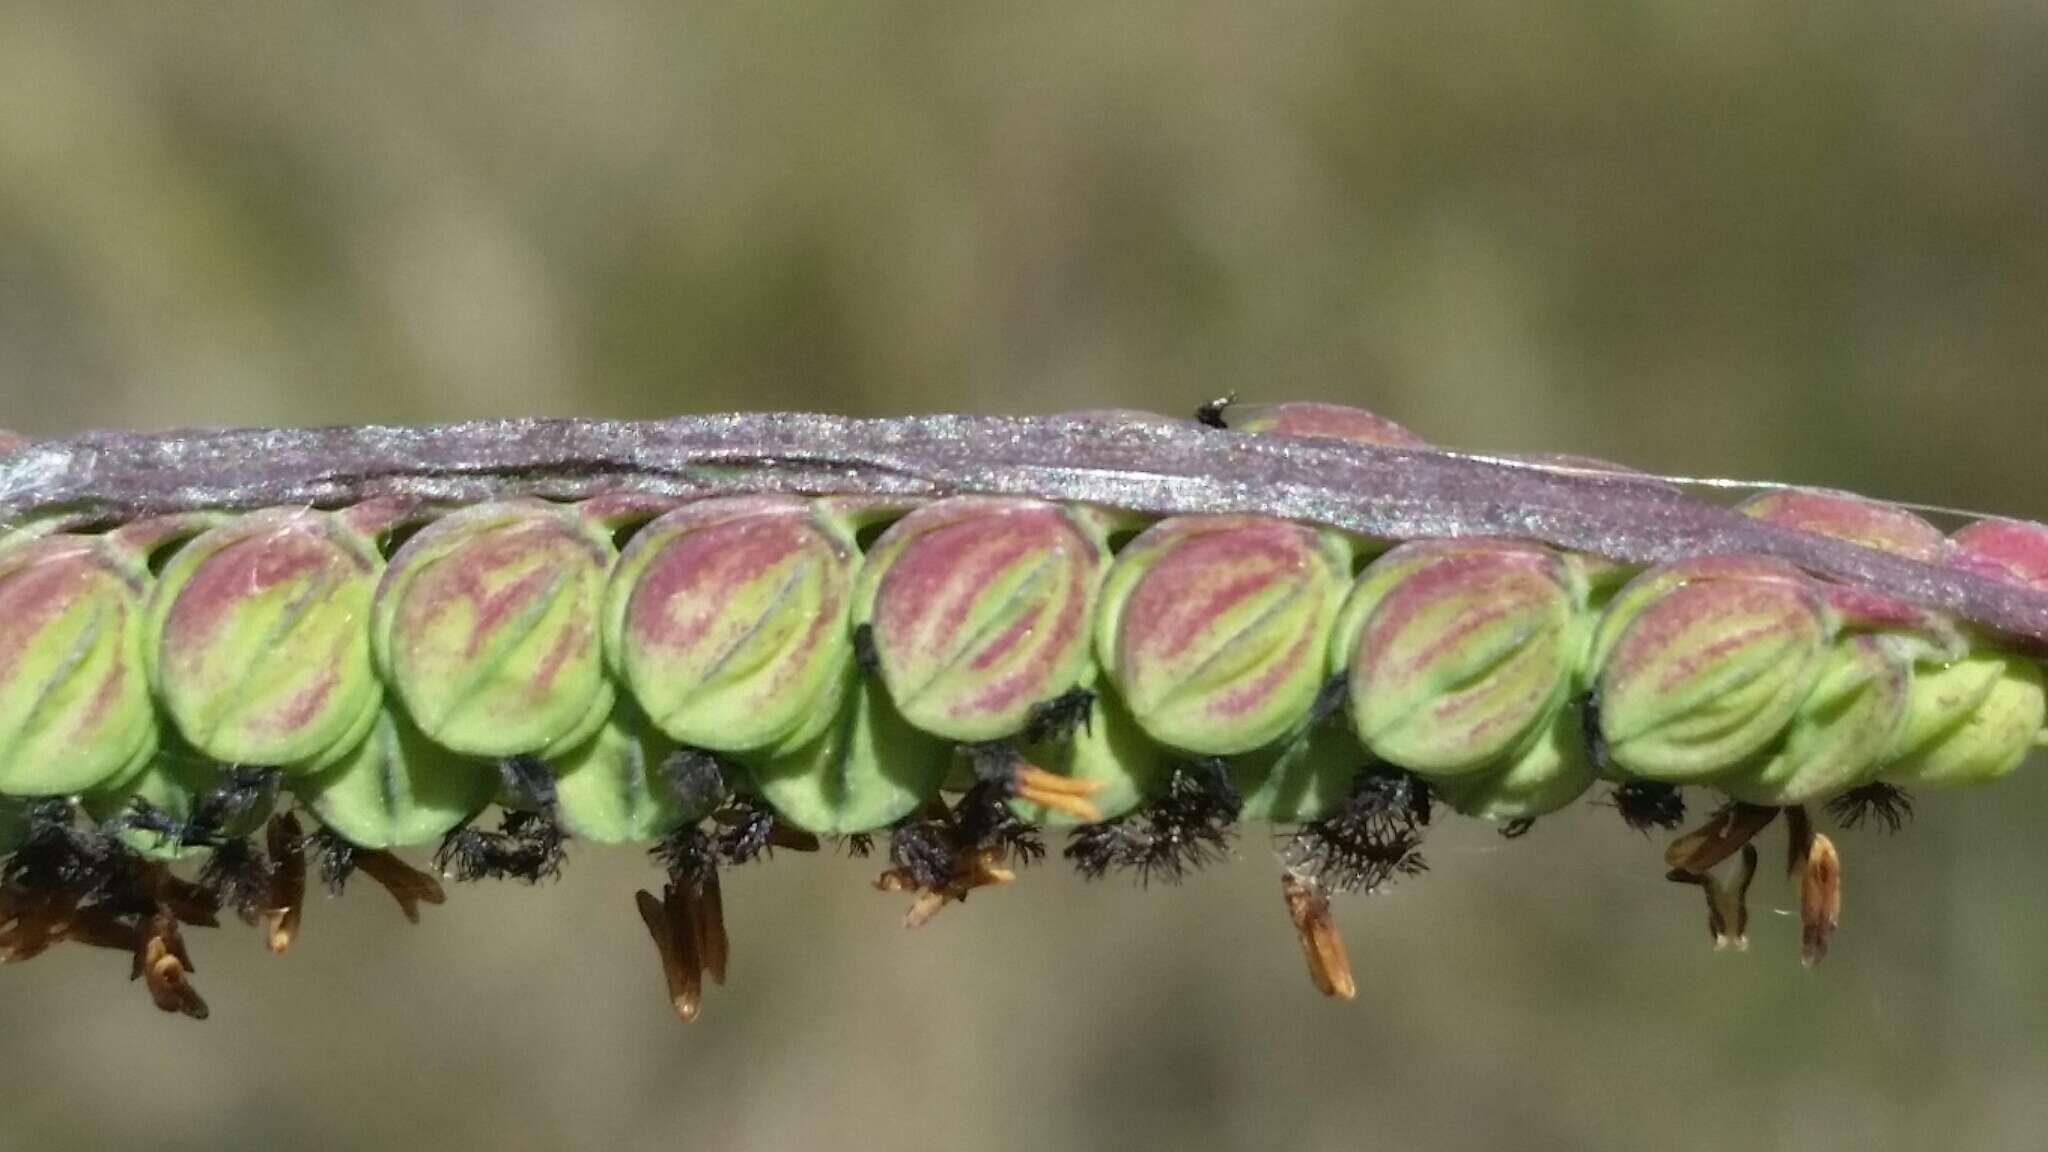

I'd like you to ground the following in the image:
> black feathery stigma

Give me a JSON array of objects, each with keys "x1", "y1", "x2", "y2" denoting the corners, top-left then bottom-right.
[
  {"x1": 1826, "y1": 782, "x2": 1914, "y2": 833},
  {"x1": 434, "y1": 809, "x2": 567, "y2": 884},
  {"x1": 1064, "y1": 758, "x2": 1241, "y2": 886},
  {"x1": 197, "y1": 836, "x2": 275, "y2": 924},
  {"x1": 886, "y1": 813, "x2": 959, "y2": 892},
  {"x1": 307, "y1": 825, "x2": 361, "y2": 895},
  {"x1": 4, "y1": 800, "x2": 138, "y2": 905},
  {"x1": 1023, "y1": 688, "x2": 1095, "y2": 745},
  {"x1": 651, "y1": 824, "x2": 718, "y2": 892},
  {"x1": 1284, "y1": 768, "x2": 1431, "y2": 895},
  {"x1": 713, "y1": 793, "x2": 787, "y2": 865}
]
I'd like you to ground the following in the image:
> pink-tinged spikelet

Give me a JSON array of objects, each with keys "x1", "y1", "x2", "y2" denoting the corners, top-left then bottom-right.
[
  {"x1": 147, "y1": 510, "x2": 385, "y2": 771},
  {"x1": 1589, "y1": 557, "x2": 1833, "y2": 782},
  {"x1": 605, "y1": 495, "x2": 857, "y2": 754},
  {"x1": 0, "y1": 535, "x2": 159, "y2": 795},
  {"x1": 1100, "y1": 514, "x2": 1350, "y2": 756},
  {"x1": 1338, "y1": 539, "x2": 1580, "y2": 777},
  {"x1": 373, "y1": 501, "x2": 615, "y2": 758},
  {"x1": 855, "y1": 497, "x2": 1107, "y2": 743}
]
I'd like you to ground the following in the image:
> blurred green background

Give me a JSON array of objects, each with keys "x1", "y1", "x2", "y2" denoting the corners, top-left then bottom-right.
[{"x1": 3, "y1": 4, "x2": 2047, "y2": 1151}]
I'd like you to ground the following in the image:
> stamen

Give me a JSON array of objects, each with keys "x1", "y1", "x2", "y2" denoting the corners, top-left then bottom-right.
[
  {"x1": 261, "y1": 814, "x2": 306, "y2": 954},
  {"x1": 635, "y1": 887, "x2": 702, "y2": 1023},
  {"x1": 1798, "y1": 830, "x2": 1842, "y2": 967},
  {"x1": 884, "y1": 846, "x2": 1016, "y2": 930},
  {"x1": 688, "y1": 869, "x2": 729, "y2": 987},
  {"x1": 1281, "y1": 873, "x2": 1356, "y2": 1000},
  {"x1": 1669, "y1": 842, "x2": 1759, "y2": 951},
  {"x1": 353, "y1": 851, "x2": 447, "y2": 924},
  {"x1": 1012, "y1": 765, "x2": 1105, "y2": 823},
  {"x1": 135, "y1": 910, "x2": 208, "y2": 1020},
  {"x1": 1664, "y1": 804, "x2": 1779, "y2": 876}
]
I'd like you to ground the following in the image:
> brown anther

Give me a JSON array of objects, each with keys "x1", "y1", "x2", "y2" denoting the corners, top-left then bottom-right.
[
  {"x1": 1664, "y1": 803, "x2": 1779, "y2": 877},
  {"x1": 354, "y1": 850, "x2": 447, "y2": 924},
  {"x1": 260, "y1": 813, "x2": 307, "y2": 954},
  {"x1": 1012, "y1": 765, "x2": 1106, "y2": 823},
  {"x1": 1799, "y1": 832, "x2": 1841, "y2": 967},
  {"x1": 1670, "y1": 842, "x2": 1759, "y2": 951},
  {"x1": 0, "y1": 894, "x2": 76, "y2": 964},
  {"x1": 685, "y1": 870, "x2": 728, "y2": 987},
  {"x1": 60, "y1": 905, "x2": 146, "y2": 955},
  {"x1": 635, "y1": 887, "x2": 703, "y2": 1023},
  {"x1": 765, "y1": 825, "x2": 822, "y2": 853},
  {"x1": 136, "y1": 911, "x2": 209, "y2": 1020},
  {"x1": 1282, "y1": 873, "x2": 1357, "y2": 1001}
]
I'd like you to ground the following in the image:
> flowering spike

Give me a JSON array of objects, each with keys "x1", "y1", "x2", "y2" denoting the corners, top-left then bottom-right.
[{"x1": 4, "y1": 405, "x2": 2048, "y2": 1018}]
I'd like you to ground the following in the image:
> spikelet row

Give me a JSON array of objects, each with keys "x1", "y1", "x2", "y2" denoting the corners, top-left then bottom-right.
[{"x1": 3, "y1": 403, "x2": 2046, "y2": 1016}]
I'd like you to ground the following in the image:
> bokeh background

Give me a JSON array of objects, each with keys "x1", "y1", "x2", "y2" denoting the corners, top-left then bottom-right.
[{"x1": 4, "y1": 4, "x2": 2047, "y2": 1151}]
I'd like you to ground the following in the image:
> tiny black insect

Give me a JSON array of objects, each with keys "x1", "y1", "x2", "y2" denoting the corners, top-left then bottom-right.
[{"x1": 1609, "y1": 780, "x2": 1687, "y2": 833}]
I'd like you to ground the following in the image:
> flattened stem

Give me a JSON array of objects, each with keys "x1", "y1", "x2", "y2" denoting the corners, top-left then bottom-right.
[{"x1": 6, "y1": 413, "x2": 2047, "y2": 647}]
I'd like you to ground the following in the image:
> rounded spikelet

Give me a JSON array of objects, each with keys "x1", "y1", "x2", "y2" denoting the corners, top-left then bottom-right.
[
  {"x1": 1099, "y1": 515, "x2": 1351, "y2": 757},
  {"x1": 293, "y1": 708, "x2": 498, "y2": 850},
  {"x1": 550, "y1": 704, "x2": 705, "y2": 844},
  {"x1": 1881, "y1": 652, "x2": 2045, "y2": 788},
  {"x1": 1589, "y1": 557, "x2": 1832, "y2": 782},
  {"x1": 373, "y1": 501, "x2": 615, "y2": 758},
  {"x1": 147, "y1": 509, "x2": 384, "y2": 771},
  {"x1": 1230, "y1": 722, "x2": 1365, "y2": 823},
  {"x1": 1231, "y1": 403, "x2": 1428, "y2": 447},
  {"x1": 1950, "y1": 518, "x2": 2048, "y2": 590},
  {"x1": 1337, "y1": 540, "x2": 1579, "y2": 778},
  {"x1": 0, "y1": 535, "x2": 159, "y2": 796},
  {"x1": 1878, "y1": 519, "x2": 2048, "y2": 788},
  {"x1": 745, "y1": 675, "x2": 950, "y2": 835},
  {"x1": 606, "y1": 496, "x2": 857, "y2": 753},
  {"x1": 854, "y1": 497, "x2": 1106, "y2": 743},
  {"x1": 1722, "y1": 634, "x2": 1910, "y2": 806},
  {"x1": 1739, "y1": 489, "x2": 1949, "y2": 562}
]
